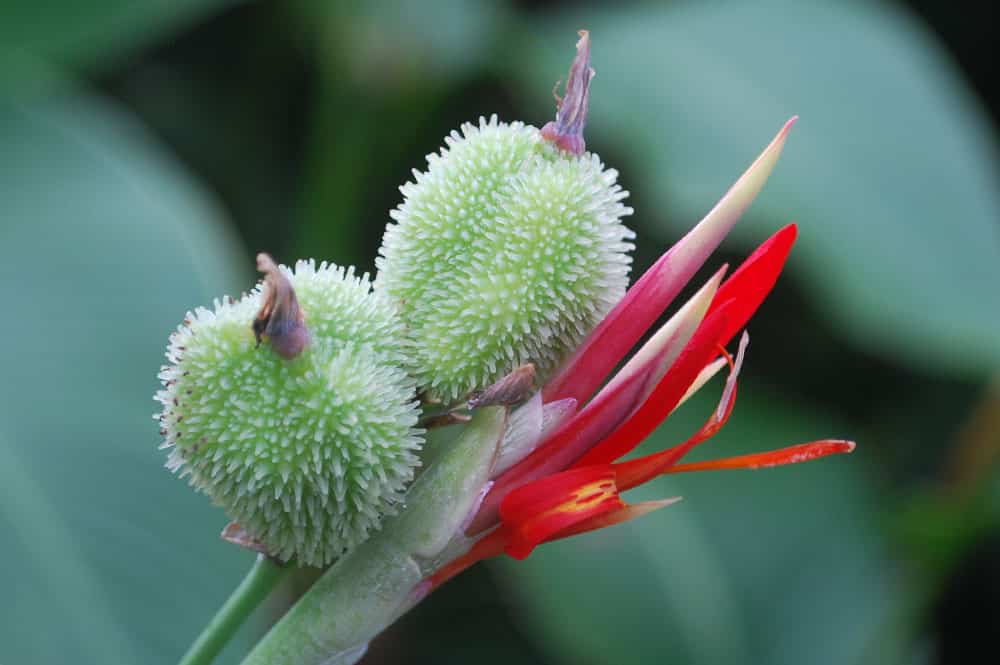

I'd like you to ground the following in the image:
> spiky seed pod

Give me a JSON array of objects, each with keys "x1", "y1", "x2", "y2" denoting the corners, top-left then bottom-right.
[
  {"x1": 156, "y1": 260, "x2": 422, "y2": 567},
  {"x1": 375, "y1": 115, "x2": 634, "y2": 402}
]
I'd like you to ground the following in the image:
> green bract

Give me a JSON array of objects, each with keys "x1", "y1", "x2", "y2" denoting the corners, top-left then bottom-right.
[
  {"x1": 156, "y1": 261, "x2": 422, "y2": 567},
  {"x1": 375, "y1": 115, "x2": 634, "y2": 402}
]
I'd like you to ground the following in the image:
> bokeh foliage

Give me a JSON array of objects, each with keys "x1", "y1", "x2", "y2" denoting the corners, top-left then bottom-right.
[{"x1": 1, "y1": 1, "x2": 997, "y2": 664}]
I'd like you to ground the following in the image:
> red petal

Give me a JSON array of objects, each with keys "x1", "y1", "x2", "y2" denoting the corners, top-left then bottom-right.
[
  {"x1": 467, "y1": 368, "x2": 646, "y2": 534},
  {"x1": 429, "y1": 494, "x2": 683, "y2": 589},
  {"x1": 543, "y1": 119, "x2": 797, "y2": 407},
  {"x1": 572, "y1": 302, "x2": 733, "y2": 467},
  {"x1": 468, "y1": 269, "x2": 724, "y2": 534},
  {"x1": 569, "y1": 223, "x2": 794, "y2": 470},
  {"x1": 612, "y1": 333, "x2": 748, "y2": 491},
  {"x1": 602, "y1": 266, "x2": 727, "y2": 415},
  {"x1": 707, "y1": 224, "x2": 797, "y2": 348},
  {"x1": 665, "y1": 439, "x2": 857, "y2": 474},
  {"x1": 499, "y1": 466, "x2": 624, "y2": 559},
  {"x1": 541, "y1": 250, "x2": 701, "y2": 408}
]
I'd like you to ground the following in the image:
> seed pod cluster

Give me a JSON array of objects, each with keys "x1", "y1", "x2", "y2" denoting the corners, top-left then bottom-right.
[{"x1": 156, "y1": 32, "x2": 634, "y2": 565}]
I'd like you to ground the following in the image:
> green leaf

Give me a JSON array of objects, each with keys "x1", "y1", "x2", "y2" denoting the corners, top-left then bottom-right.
[
  {"x1": 0, "y1": 92, "x2": 252, "y2": 664},
  {"x1": 515, "y1": 0, "x2": 1000, "y2": 377},
  {"x1": 496, "y1": 387, "x2": 894, "y2": 665},
  {"x1": 0, "y1": 0, "x2": 235, "y2": 87}
]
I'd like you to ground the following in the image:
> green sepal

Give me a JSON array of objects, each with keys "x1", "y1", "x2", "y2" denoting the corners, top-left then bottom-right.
[{"x1": 391, "y1": 406, "x2": 507, "y2": 557}]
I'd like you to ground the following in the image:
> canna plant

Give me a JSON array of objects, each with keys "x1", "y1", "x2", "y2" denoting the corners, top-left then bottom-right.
[{"x1": 160, "y1": 30, "x2": 855, "y2": 665}]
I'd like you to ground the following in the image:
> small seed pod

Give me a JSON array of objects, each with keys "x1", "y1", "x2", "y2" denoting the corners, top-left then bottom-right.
[
  {"x1": 156, "y1": 260, "x2": 422, "y2": 567},
  {"x1": 375, "y1": 34, "x2": 633, "y2": 402}
]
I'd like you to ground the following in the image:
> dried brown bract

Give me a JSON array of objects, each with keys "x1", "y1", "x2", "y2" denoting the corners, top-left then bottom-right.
[
  {"x1": 253, "y1": 253, "x2": 310, "y2": 359},
  {"x1": 540, "y1": 30, "x2": 593, "y2": 155},
  {"x1": 469, "y1": 364, "x2": 537, "y2": 409}
]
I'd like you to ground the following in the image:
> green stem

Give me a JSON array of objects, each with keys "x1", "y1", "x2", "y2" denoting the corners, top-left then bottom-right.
[
  {"x1": 240, "y1": 407, "x2": 509, "y2": 665},
  {"x1": 179, "y1": 555, "x2": 290, "y2": 665}
]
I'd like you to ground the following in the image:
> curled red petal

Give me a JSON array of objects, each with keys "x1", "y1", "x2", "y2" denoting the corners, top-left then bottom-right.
[
  {"x1": 665, "y1": 440, "x2": 857, "y2": 474},
  {"x1": 499, "y1": 466, "x2": 623, "y2": 560},
  {"x1": 612, "y1": 332, "x2": 749, "y2": 491}
]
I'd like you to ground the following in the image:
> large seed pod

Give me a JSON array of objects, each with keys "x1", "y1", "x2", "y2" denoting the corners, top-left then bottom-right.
[
  {"x1": 375, "y1": 115, "x2": 634, "y2": 402},
  {"x1": 156, "y1": 261, "x2": 422, "y2": 567}
]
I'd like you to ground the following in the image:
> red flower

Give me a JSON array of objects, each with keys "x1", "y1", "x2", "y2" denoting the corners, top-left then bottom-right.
[{"x1": 428, "y1": 117, "x2": 855, "y2": 589}]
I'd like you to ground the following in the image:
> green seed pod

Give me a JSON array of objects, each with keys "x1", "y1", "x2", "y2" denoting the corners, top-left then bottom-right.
[
  {"x1": 156, "y1": 260, "x2": 422, "y2": 567},
  {"x1": 375, "y1": 114, "x2": 634, "y2": 402}
]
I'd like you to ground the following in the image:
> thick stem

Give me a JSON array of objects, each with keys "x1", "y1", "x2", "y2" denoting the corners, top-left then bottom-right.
[
  {"x1": 178, "y1": 555, "x2": 290, "y2": 665},
  {"x1": 240, "y1": 406, "x2": 508, "y2": 665}
]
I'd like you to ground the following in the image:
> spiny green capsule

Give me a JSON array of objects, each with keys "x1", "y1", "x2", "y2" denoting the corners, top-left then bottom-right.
[
  {"x1": 376, "y1": 31, "x2": 633, "y2": 403},
  {"x1": 376, "y1": 118, "x2": 634, "y2": 402},
  {"x1": 156, "y1": 259, "x2": 422, "y2": 567}
]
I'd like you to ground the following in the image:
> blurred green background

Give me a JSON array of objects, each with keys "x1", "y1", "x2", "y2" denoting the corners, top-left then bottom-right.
[{"x1": 1, "y1": 1, "x2": 997, "y2": 664}]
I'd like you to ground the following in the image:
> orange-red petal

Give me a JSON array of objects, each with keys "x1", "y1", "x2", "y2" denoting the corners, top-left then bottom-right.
[{"x1": 665, "y1": 439, "x2": 857, "y2": 474}]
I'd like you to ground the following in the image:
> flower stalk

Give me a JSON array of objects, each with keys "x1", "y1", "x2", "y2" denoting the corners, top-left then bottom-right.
[{"x1": 178, "y1": 555, "x2": 290, "y2": 665}]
